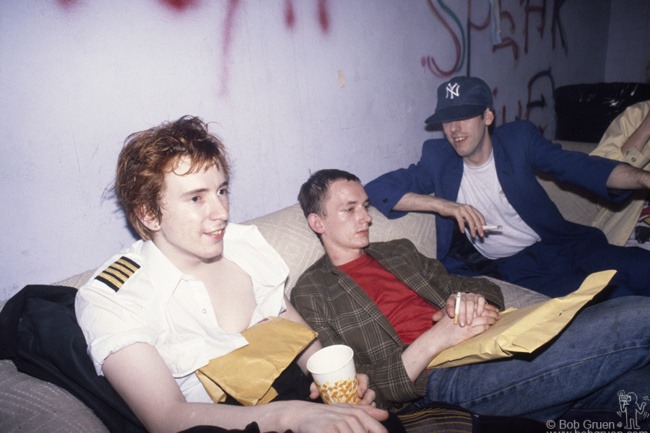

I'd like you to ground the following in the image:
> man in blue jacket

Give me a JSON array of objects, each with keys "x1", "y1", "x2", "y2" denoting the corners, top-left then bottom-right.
[{"x1": 365, "y1": 76, "x2": 650, "y2": 299}]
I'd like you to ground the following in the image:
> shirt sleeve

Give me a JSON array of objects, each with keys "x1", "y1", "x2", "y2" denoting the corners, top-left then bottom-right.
[
  {"x1": 513, "y1": 121, "x2": 625, "y2": 201},
  {"x1": 366, "y1": 140, "x2": 440, "y2": 219},
  {"x1": 591, "y1": 103, "x2": 650, "y2": 169},
  {"x1": 75, "y1": 280, "x2": 156, "y2": 375}
]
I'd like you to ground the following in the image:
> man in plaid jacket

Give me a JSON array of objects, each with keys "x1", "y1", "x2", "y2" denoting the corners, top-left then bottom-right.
[{"x1": 290, "y1": 168, "x2": 650, "y2": 424}]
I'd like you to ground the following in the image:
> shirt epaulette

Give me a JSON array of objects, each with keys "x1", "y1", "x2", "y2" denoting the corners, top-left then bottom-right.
[{"x1": 95, "y1": 256, "x2": 141, "y2": 292}]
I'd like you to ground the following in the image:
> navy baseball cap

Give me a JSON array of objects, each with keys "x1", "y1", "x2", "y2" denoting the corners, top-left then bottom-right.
[{"x1": 425, "y1": 76, "x2": 494, "y2": 125}]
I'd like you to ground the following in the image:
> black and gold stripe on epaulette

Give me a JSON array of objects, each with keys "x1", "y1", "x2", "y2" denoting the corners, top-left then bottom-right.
[{"x1": 95, "y1": 256, "x2": 141, "y2": 292}]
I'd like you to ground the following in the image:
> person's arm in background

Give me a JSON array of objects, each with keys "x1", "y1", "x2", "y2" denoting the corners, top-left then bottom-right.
[
  {"x1": 601, "y1": 105, "x2": 650, "y2": 191},
  {"x1": 606, "y1": 163, "x2": 650, "y2": 190},
  {"x1": 394, "y1": 192, "x2": 488, "y2": 239},
  {"x1": 620, "y1": 110, "x2": 650, "y2": 157},
  {"x1": 365, "y1": 140, "x2": 445, "y2": 219},
  {"x1": 591, "y1": 102, "x2": 650, "y2": 169},
  {"x1": 365, "y1": 140, "x2": 488, "y2": 238}
]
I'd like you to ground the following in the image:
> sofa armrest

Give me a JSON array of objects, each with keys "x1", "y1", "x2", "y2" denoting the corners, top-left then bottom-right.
[{"x1": 243, "y1": 203, "x2": 438, "y2": 297}]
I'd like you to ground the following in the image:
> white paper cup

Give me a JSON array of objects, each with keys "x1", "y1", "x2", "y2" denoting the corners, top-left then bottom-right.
[{"x1": 307, "y1": 344, "x2": 359, "y2": 404}]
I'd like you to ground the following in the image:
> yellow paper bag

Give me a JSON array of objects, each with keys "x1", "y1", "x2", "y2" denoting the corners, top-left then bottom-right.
[
  {"x1": 428, "y1": 270, "x2": 616, "y2": 368},
  {"x1": 196, "y1": 317, "x2": 317, "y2": 406}
]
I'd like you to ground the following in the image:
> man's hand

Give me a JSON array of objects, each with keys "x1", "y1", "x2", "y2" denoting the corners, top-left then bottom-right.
[
  {"x1": 304, "y1": 376, "x2": 388, "y2": 433},
  {"x1": 309, "y1": 373, "x2": 377, "y2": 406},
  {"x1": 438, "y1": 201, "x2": 488, "y2": 238},
  {"x1": 394, "y1": 193, "x2": 488, "y2": 238},
  {"x1": 401, "y1": 294, "x2": 499, "y2": 382},
  {"x1": 280, "y1": 401, "x2": 389, "y2": 433},
  {"x1": 430, "y1": 300, "x2": 499, "y2": 349},
  {"x1": 445, "y1": 292, "x2": 500, "y2": 327}
]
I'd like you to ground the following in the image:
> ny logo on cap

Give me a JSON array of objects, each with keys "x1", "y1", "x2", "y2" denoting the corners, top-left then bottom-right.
[{"x1": 446, "y1": 82, "x2": 460, "y2": 99}]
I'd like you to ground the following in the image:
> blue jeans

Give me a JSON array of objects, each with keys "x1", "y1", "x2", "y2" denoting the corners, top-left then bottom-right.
[
  {"x1": 421, "y1": 296, "x2": 650, "y2": 422},
  {"x1": 495, "y1": 234, "x2": 650, "y2": 299}
]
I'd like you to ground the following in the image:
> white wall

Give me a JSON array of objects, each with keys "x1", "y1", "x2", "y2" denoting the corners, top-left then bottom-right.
[
  {"x1": 605, "y1": 0, "x2": 650, "y2": 83},
  {"x1": 0, "y1": 0, "x2": 639, "y2": 300},
  {"x1": 0, "y1": 0, "x2": 449, "y2": 298},
  {"x1": 468, "y1": 0, "x2": 610, "y2": 136}
]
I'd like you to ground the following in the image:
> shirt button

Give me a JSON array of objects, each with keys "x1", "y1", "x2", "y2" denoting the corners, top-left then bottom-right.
[{"x1": 202, "y1": 309, "x2": 207, "y2": 314}]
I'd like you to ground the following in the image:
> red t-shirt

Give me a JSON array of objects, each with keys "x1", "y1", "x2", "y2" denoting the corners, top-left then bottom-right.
[{"x1": 339, "y1": 254, "x2": 437, "y2": 344}]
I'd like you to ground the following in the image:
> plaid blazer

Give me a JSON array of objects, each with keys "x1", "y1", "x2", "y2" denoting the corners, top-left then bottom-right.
[{"x1": 290, "y1": 238, "x2": 503, "y2": 409}]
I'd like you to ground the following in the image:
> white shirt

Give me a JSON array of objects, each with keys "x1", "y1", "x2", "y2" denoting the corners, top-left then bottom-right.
[
  {"x1": 457, "y1": 152, "x2": 540, "y2": 259},
  {"x1": 75, "y1": 223, "x2": 289, "y2": 402}
]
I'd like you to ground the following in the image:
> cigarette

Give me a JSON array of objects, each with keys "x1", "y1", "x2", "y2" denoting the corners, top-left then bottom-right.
[
  {"x1": 454, "y1": 292, "x2": 461, "y2": 325},
  {"x1": 482, "y1": 225, "x2": 502, "y2": 231}
]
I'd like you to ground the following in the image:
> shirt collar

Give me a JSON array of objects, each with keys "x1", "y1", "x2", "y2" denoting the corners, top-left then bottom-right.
[
  {"x1": 222, "y1": 223, "x2": 289, "y2": 287},
  {"x1": 138, "y1": 223, "x2": 289, "y2": 297},
  {"x1": 139, "y1": 240, "x2": 184, "y2": 299}
]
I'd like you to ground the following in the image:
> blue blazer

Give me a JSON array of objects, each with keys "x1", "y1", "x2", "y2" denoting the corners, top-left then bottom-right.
[{"x1": 366, "y1": 120, "x2": 627, "y2": 270}]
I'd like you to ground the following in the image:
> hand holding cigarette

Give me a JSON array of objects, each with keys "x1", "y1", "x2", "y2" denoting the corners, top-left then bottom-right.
[
  {"x1": 482, "y1": 225, "x2": 502, "y2": 231},
  {"x1": 449, "y1": 292, "x2": 499, "y2": 328},
  {"x1": 453, "y1": 292, "x2": 462, "y2": 325}
]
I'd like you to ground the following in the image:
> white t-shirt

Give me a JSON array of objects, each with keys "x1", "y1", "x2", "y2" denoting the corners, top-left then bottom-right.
[
  {"x1": 457, "y1": 152, "x2": 540, "y2": 259},
  {"x1": 75, "y1": 223, "x2": 289, "y2": 402}
]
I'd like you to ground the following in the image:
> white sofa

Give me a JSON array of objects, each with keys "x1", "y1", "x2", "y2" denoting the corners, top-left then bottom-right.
[{"x1": 0, "y1": 140, "x2": 600, "y2": 433}]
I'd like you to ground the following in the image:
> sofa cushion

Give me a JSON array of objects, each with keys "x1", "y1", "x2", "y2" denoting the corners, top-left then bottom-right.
[
  {"x1": 242, "y1": 204, "x2": 437, "y2": 295},
  {"x1": 0, "y1": 359, "x2": 110, "y2": 433},
  {"x1": 0, "y1": 285, "x2": 146, "y2": 433}
]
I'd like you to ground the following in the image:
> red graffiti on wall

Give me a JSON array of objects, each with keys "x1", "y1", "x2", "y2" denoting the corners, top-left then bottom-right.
[
  {"x1": 285, "y1": 0, "x2": 296, "y2": 29},
  {"x1": 495, "y1": 68, "x2": 555, "y2": 132},
  {"x1": 284, "y1": 0, "x2": 330, "y2": 33},
  {"x1": 218, "y1": 0, "x2": 242, "y2": 97},
  {"x1": 523, "y1": 0, "x2": 545, "y2": 54},
  {"x1": 54, "y1": 0, "x2": 331, "y2": 97},
  {"x1": 159, "y1": 0, "x2": 199, "y2": 12},
  {"x1": 317, "y1": 0, "x2": 330, "y2": 34},
  {"x1": 490, "y1": 0, "x2": 568, "y2": 61},
  {"x1": 525, "y1": 68, "x2": 555, "y2": 121},
  {"x1": 218, "y1": 0, "x2": 330, "y2": 95},
  {"x1": 551, "y1": 0, "x2": 568, "y2": 54},
  {"x1": 56, "y1": 0, "x2": 79, "y2": 9},
  {"x1": 523, "y1": 0, "x2": 568, "y2": 55},
  {"x1": 422, "y1": 0, "x2": 569, "y2": 79},
  {"x1": 421, "y1": 0, "x2": 464, "y2": 78}
]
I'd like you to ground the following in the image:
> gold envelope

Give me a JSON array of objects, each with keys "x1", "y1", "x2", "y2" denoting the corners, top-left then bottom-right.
[
  {"x1": 196, "y1": 317, "x2": 317, "y2": 406},
  {"x1": 428, "y1": 270, "x2": 616, "y2": 369}
]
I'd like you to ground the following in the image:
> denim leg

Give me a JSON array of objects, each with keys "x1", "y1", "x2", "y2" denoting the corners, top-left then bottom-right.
[
  {"x1": 495, "y1": 242, "x2": 592, "y2": 298},
  {"x1": 495, "y1": 236, "x2": 650, "y2": 299},
  {"x1": 572, "y1": 236, "x2": 650, "y2": 296},
  {"x1": 560, "y1": 363, "x2": 650, "y2": 429},
  {"x1": 422, "y1": 297, "x2": 650, "y2": 421}
]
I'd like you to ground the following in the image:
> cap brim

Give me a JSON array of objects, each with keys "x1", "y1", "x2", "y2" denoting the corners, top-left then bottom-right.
[{"x1": 425, "y1": 105, "x2": 487, "y2": 125}]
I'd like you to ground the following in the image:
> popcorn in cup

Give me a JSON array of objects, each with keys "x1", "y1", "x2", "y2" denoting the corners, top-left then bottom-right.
[{"x1": 307, "y1": 344, "x2": 359, "y2": 404}]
